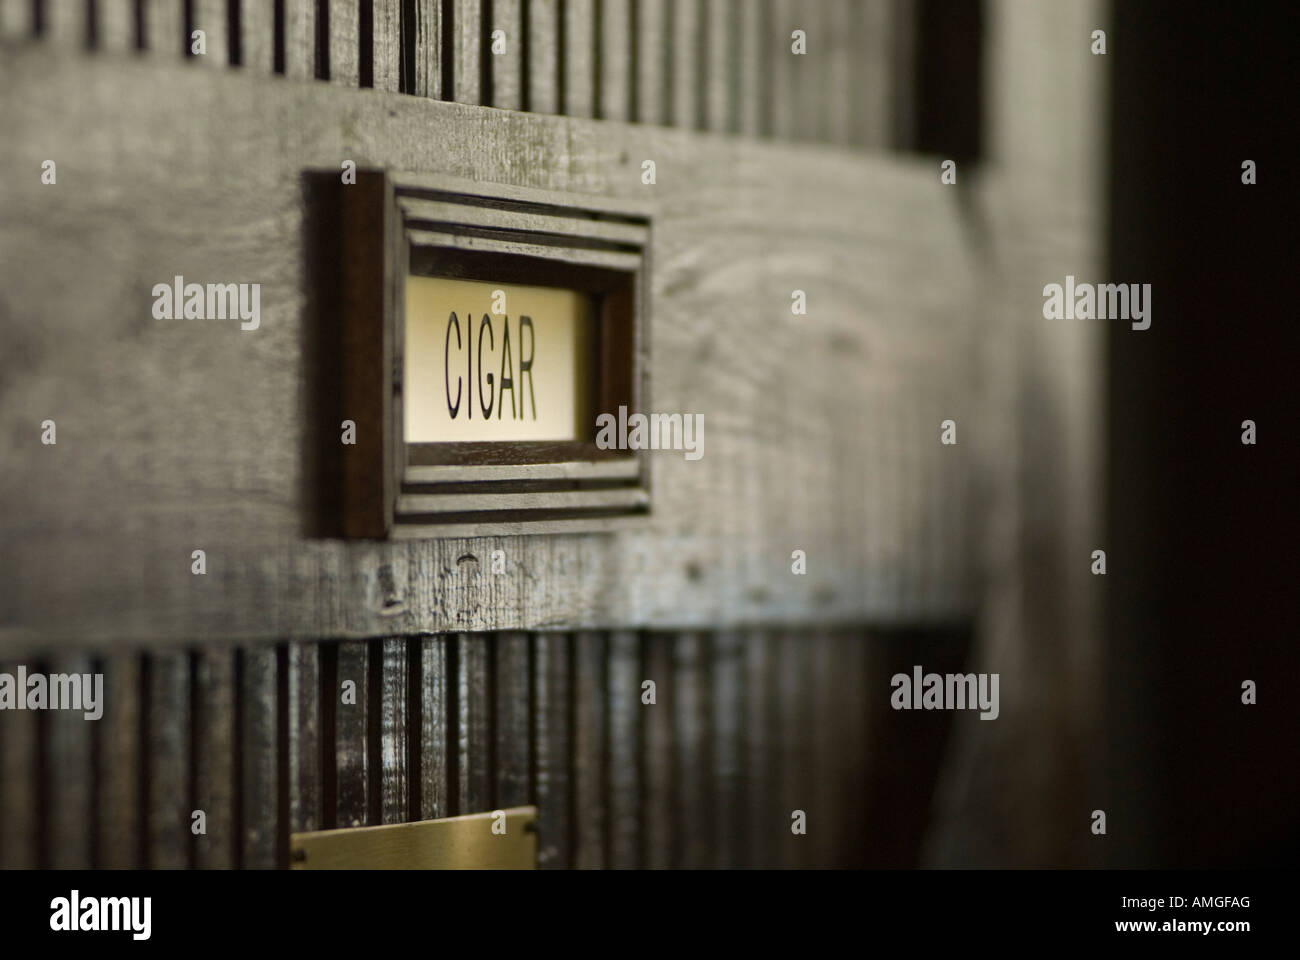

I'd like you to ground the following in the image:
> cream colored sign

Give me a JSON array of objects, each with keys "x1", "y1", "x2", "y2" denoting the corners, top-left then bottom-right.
[{"x1": 404, "y1": 276, "x2": 592, "y2": 442}]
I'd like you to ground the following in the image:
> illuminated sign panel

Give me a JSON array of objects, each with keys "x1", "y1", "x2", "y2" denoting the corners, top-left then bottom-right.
[{"x1": 404, "y1": 277, "x2": 593, "y2": 443}]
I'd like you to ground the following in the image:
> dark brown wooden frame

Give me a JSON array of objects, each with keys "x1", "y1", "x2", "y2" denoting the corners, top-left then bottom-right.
[{"x1": 343, "y1": 170, "x2": 652, "y2": 539}]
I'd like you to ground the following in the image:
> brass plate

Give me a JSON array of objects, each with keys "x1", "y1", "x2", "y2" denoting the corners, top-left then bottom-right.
[{"x1": 290, "y1": 806, "x2": 537, "y2": 870}]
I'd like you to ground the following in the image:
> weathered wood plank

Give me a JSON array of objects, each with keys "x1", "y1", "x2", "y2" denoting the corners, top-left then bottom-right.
[
  {"x1": 146, "y1": 651, "x2": 191, "y2": 868},
  {"x1": 328, "y1": 0, "x2": 359, "y2": 84},
  {"x1": 335, "y1": 640, "x2": 369, "y2": 826},
  {"x1": 379, "y1": 637, "x2": 408, "y2": 821},
  {"x1": 607, "y1": 629, "x2": 640, "y2": 867},
  {"x1": 239, "y1": 645, "x2": 279, "y2": 867},
  {"x1": 597, "y1": 0, "x2": 629, "y2": 121},
  {"x1": 775, "y1": 632, "x2": 813, "y2": 866},
  {"x1": 571, "y1": 630, "x2": 605, "y2": 867},
  {"x1": 284, "y1": 0, "x2": 317, "y2": 79},
  {"x1": 640, "y1": 633, "x2": 672, "y2": 868},
  {"x1": 43, "y1": 0, "x2": 88, "y2": 47},
  {"x1": 0, "y1": 659, "x2": 37, "y2": 868},
  {"x1": 494, "y1": 632, "x2": 530, "y2": 808},
  {"x1": 455, "y1": 633, "x2": 490, "y2": 812},
  {"x1": 288, "y1": 642, "x2": 322, "y2": 833},
  {"x1": 450, "y1": 0, "x2": 480, "y2": 104},
  {"x1": 671, "y1": 632, "x2": 710, "y2": 866},
  {"x1": 561, "y1": 0, "x2": 593, "y2": 116},
  {"x1": 44, "y1": 655, "x2": 93, "y2": 868},
  {"x1": 417, "y1": 635, "x2": 449, "y2": 819},
  {"x1": 526, "y1": 0, "x2": 558, "y2": 113},
  {"x1": 194, "y1": 647, "x2": 236, "y2": 868},
  {"x1": 768, "y1": 0, "x2": 795, "y2": 138},
  {"x1": 702, "y1": 0, "x2": 731, "y2": 132},
  {"x1": 143, "y1": 0, "x2": 183, "y2": 57},
  {"x1": 97, "y1": 0, "x2": 137, "y2": 52},
  {"x1": 95, "y1": 653, "x2": 141, "y2": 868},
  {"x1": 0, "y1": 0, "x2": 35, "y2": 39},
  {"x1": 854, "y1": 0, "x2": 895, "y2": 149},
  {"x1": 668, "y1": 0, "x2": 699, "y2": 128},
  {"x1": 409, "y1": 0, "x2": 441, "y2": 97},
  {"x1": 532, "y1": 633, "x2": 569, "y2": 867},
  {"x1": 489, "y1": 0, "x2": 522, "y2": 109},
  {"x1": 192, "y1": 0, "x2": 229, "y2": 65},
  {"x1": 743, "y1": 631, "x2": 779, "y2": 866},
  {"x1": 373, "y1": 0, "x2": 402, "y2": 91},
  {"x1": 710, "y1": 630, "x2": 743, "y2": 866},
  {"x1": 633, "y1": 0, "x2": 666, "y2": 124},
  {"x1": 240, "y1": 0, "x2": 275, "y2": 73}
]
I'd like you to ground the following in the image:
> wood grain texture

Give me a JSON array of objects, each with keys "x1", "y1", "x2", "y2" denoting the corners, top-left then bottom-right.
[
  {"x1": 606, "y1": 629, "x2": 640, "y2": 867},
  {"x1": 146, "y1": 651, "x2": 191, "y2": 868},
  {"x1": 42, "y1": 0, "x2": 87, "y2": 47},
  {"x1": 853, "y1": 0, "x2": 894, "y2": 149},
  {"x1": 239, "y1": 645, "x2": 279, "y2": 867},
  {"x1": 494, "y1": 632, "x2": 530, "y2": 807},
  {"x1": 455, "y1": 633, "x2": 490, "y2": 812},
  {"x1": 597, "y1": 0, "x2": 629, "y2": 121},
  {"x1": 409, "y1": 0, "x2": 441, "y2": 97},
  {"x1": 194, "y1": 647, "x2": 236, "y2": 868},
  {"x1": 95, "y1": 652, "x2": 141, "y2": 868},
  {"x1": 734, "y1": 0, "x2": 761, "y2": 134},
  {"x1": 334, "y1": 640, "x2": 369, "y2": 826},
  {"x1": 743, "y1": 630, "x2": 778, "y2": 866},
  {"x1": 284, "y1": 0, "x2": 317, "y2": 79},
  {"x1": 670, "y1": 632, "x2": 709, "y2": 866},
  {"x1": 489, "y1": 0, "x2": 522, "y2": 109},
  {"x1": 143, "y1": 0, "x2": 183, "y2": 57},
  {"x1": 526, "y1": 0, "x2": 558, "y2": 113},
  {"x1": 633, "y1": 0, "x2": 666, "y2": 125},
  {"x1": 450, "y1": 0, "x2": 480, "y2": 104},
  {"x1": 571, "y1": 630, "x2": 605, "y2": 867},
  {"x1": 379, "y1": 637, "x2": 407, "y2": 821},
  {"x1": 192, "y1": 0, "x2": 228, "y2": 65},
  {"x1": 0, "y1": 0, "x2": 35, "y2": 39},
  {"x1": 328, "y1": 0, "x2": 359, "y2": 84},
  {"x1": 532, "y1": 633, "x2": 569, "y2": 867},
  {"x1": 372, "y1": 0, "x2": 402, "y2": 91},
  {"x1": 240, "y1": 0, "x2": 276, "y2": 73},
  {"x1": 417, "y1": 635, "x2": 449, "y2": 819},
  {"x1": 97, "y1": 0, "x2": 137, "y2": 52},
  {"x1": 44, "y1": 655, "x2": 93, "y2": 868},
  {"x1": 288, "y1": 642, "x2": 322, "y2": 832},
  {"x1": 768, "y1": 0, "x2": 794, "y2": 138},
  {"x1": 667, "y1": 0, "x2": 699, "y2": 128},
  {"x1": 561, "y1": 0, "x2": 593, "y2": 117},
  {"x1": 709, "y1": 630, "x2": 742, "y2": 866},
  {"x1": 0, "y1": 660, "x2": 37, "y2": 867},
  {"x1": 701, "y1": 0, "x2": 730, "y2": 132}
]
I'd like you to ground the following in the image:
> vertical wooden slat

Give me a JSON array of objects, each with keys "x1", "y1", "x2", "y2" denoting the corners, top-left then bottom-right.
[
  {"x1": 288, "y1": 643, "x2": 322, "y2": 833},
  {"x1": 456, "y1": 633, "x2": 490, "y2": 812},
  {"x1": 328, "y1": 0, "x2": 360, "y2": 84},
  {"x1": 834, "y1": 630, "x2": 870, "y2": 867},
  {"x1": 533, "y1": 633, "x2": 570, "y2": 867},
  {"x1": 373, "y1": 0, "x2": 402, "y2": 91},
  {"x1": 45, "y1": 656, "x2": 93, "y2": 868},
  {"x1": 410, "y1": 0, "x2": 441, "y2": 97},
  {"x1": 379, "y1": 638, "x2": 408, "y2": 822},
  {"x1": 240, "y1": 0, "x2": 275, "y2": 72},
  {"x1": 734, "y1": 0, "x2": 763, "y2": 134},
  {"x1": 668, "y1": 0, "x2": 700, "y2": 128},
  {"x1": 809, "y1": 632, "x2": 842, "y2": 866},
  {"x1": 776, "y1": 632, "x2": 814, "y2": 866},
  {"x1": 641, "y1": 633, "x2": 673, "y2": 868},
  {"x1": 598, "y1": 0, "x2": 630, "y2": 120},
  {"x1": 0, "y1": 660, "x2": 37, "y2": 868},
  {"x1": 43, "y1": 0, "x2": 87, "y2": 46},
  {"x1": 633, "y1": 0, "x2": 667, "y2": 125},
  {"x1": 98, "y1": 0, "x2": 137, "y2": 51},
  {"x1": 192, "y1": 0, "x2": 229, "y2": 64},
  {"x1": 451, "y1": 0, "x2": 481, "y2": 104},
  {"x1": 239, "y1": 646, "x2": 278, "y2": 868},
  {"x1": 194, "y1": 648, "x2": 236, "y2": 869},
  {"x1": 824, "y1": 0, "x2": 853, "y2": 144},
  {"x1": 96, "y1": 653, "x2": 141, "y2": 868},
  {"x1": 284, "y1": 0, "x2": 317, "y2": 78},
  {"x1": 857, "y1": 0, "x2": 896, "y2": 149},
  {"x1": 769, "y1": 0, "x2": 795, "y2": 138},
  {"x1": 527, "y1": 0, "x2": 559, "y2": 114},
  {"x1": 417, "y1": 636, "x2": 449, "y2": 820},
  {"x1": 494, "y1": 633, "x2": 530, "y2": 808},
  {"x1": 0, "y1": 0, "x2": 35, "y2": 39},
  {"x1": 710, "y1": 631, "x2": 743, "y2": 867},
  {"x1": 335, "y1": 641, "x2": 369, "y2": 826},
  {"x1": 490, "y1": 0, "x2": 522, "y2": 109},
  {"x1": 743, "y1": 630, "x2": 779, "y2": 866},
  {"x1": 143, "y1": 0, "x2": 183, "y2": 57},
  {"x1": 147, "y1": 651, "x2": 191, "y2": 869},
  {"x1": 607, "y1": 630, "x2": 640, "y2": 868},
  {"x1": 572, "y1": 631, "x2": 606, "y2": 867},
  {"x1": 794, "y1": 0, "x2": 825, "y2": 140},
  {"x1": 671, "y1": 632, "x2": 710, "y2": 867},
  {"x1": 562, "y1": 0, "x2": 594, "y2": 117},
  {"x1": 702, "y1": 0, "x2": 731, "y2": 131}
]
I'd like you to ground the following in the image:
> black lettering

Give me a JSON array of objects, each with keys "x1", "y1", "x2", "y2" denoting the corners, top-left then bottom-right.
[
  {"x1": 478, "y1": 313, "x2": 494, "y2": 419},
  {"x1": 444, "y1": 311, "x2": 462, "y2": 418},
  {"x1": 519, "y1": 315, "x2": 536, "y2": 419},
  {"x1": 498, "y1": 319, "x2": 516, "y2": 419}
]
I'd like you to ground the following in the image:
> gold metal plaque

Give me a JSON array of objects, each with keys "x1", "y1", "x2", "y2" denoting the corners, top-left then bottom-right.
[
  {"x1": 405, "y1": 276, "x2": 592, "y2": 443},
  {"x1": 290, "y1": 806, "x2": 537, "y2": 870}
]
